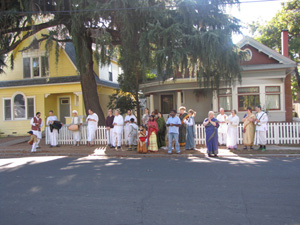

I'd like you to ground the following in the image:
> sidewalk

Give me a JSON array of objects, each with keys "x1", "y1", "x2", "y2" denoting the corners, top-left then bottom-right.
[{"x1": 0, "y1": 136, "x2": 300, "y2": 158}]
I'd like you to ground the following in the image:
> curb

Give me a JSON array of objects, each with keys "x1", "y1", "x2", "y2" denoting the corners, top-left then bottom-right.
[{"x1": 1, "y1": 153, "x2": 300, "y2": 158}]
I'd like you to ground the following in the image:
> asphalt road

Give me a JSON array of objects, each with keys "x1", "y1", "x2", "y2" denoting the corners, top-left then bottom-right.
[{"x1": 1, "y1": 156, "x2": 300, "y2": 225}]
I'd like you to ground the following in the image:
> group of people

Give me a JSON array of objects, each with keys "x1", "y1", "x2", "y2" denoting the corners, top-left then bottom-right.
[
  {"x1": 27, "y1": 105, "x2": 268, "y2": 156},
  {"x1": 204, "y1": 105, "x2": 268, "y2": 157}
]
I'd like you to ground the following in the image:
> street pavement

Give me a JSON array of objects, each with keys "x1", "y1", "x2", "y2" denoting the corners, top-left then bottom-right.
[{"x1": 1, "y1": 156, "x2": 300, "y2": 225}]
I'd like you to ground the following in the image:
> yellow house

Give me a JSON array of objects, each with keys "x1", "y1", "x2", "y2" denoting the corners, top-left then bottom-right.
[{"x1": 0, "y1": 30, "x2": 120, "y2": 136}]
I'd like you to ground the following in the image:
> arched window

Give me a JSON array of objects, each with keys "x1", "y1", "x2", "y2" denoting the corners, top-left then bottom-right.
[
  {"x1": 13, "y1": 94, "x2": 26, "y2": 119},
  {"x1": 3, "y1": 93, "x2": 35, "y2": 120}
]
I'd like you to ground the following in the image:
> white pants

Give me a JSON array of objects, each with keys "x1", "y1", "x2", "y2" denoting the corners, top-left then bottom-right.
[
  {"x1": 31, "y1": 142, "x2": 37, "y2": 152},
  {"x1": 113, "y1": 132, "x2": 122, "y2": 147},
  {"x1": 32, "y1": 130, "x2": 41, "y2": 147},
  {"x1": 49, "y1": 129, "x2": 58, "y2": 146},
  {"x1": 255, "y1": 130, "x2": 267, "y2": 145},
  {"x1": 72, "y1": 131, "x2": 81, "y2": 144},
  {"x1": 106, "y1": 129, "x2": 113, "y2": 145},
  {"x1": 124, "y1": 126, "x2": 130, "y2": 144},
  {"x1": 87, "y1": 125, "x2": 97, "y2": 142},
  {"x1": 218, "y1": 132, "x2": 227, "y2": 145}
]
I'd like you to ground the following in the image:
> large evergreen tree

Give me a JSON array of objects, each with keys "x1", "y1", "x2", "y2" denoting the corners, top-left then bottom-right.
[{"x1": 1, "y1": 0, "x2": 244, "y2": 124}]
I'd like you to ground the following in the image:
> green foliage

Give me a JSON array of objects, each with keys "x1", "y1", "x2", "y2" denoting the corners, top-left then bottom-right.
[
  {"x1": 146, "y1": 72, "x2": 157, "y2": 81},
  {"x1": 107, "y1": 90, "x2": 137, "y2": 115}
]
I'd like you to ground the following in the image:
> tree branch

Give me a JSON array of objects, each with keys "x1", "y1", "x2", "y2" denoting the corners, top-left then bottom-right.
[{"x1": 0, "y1": 20, "x2": 58, "y2": 35}]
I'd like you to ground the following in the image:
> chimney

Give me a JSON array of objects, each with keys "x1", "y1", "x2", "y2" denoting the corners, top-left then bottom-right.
[
  {"x1": 282, "y1": 29, "x2": 293, "y2": 122},
  {"x1": 281, "y1": 29, "x2": 289, "y2": 57}
]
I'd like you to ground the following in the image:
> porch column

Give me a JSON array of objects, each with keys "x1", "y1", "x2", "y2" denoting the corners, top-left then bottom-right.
[
  {"x1": 150, "y1": 94, "x2": 154, "y2": 113},
  {"x1": 146, "y1": 96, "x2": 150, "y2": 109},
  {"x1": 177, "y1": 90, "x2": 181, "y2": 110}
]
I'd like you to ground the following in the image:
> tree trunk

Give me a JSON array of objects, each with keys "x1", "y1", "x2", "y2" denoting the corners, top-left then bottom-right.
[{"x1": 73, "y1": 29, "x2": 105, "y2": 126}]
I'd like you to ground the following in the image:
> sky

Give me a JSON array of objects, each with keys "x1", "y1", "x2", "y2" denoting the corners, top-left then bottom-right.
[{"x1": 225, "y1": 0, "x2": 290, "y2": 43}]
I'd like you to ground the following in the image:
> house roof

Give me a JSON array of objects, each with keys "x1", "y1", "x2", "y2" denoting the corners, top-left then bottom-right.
[
  {"x1": 237, "y1": 36, "x2": 296, "y2": 65},
  {"x1": 0, "y1": 76, "x2": 80, "y2": 88},
  {"x1": 0, "y1": 75, "x2": 119, "y2": 89},
  {"x1": 64, "y1": 42, "x2": 119, "y2": 89}
]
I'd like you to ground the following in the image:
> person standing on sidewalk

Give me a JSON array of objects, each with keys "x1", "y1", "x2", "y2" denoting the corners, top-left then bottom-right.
[
  {"x1": 184, "y1": 109, "x2": 196, "y2": 150},
  {"x1": 112, "y1": 109, "x2": 124, "y2": 149},
  {"x1": 86, "y1": 109, "x2": 98, "y2": 147},
  {"x1": 105, "y1": 109, "x2": 114, "y2": 148},
  {"x1": 166, "y1": 110, "x2": 181, "y2": 154},
  {"x1": 242, "y1": 107, "x2": 256, "y2": 150},
  {"x1": 203, "y1": 111, "x2": 219, "y2": 157},
  {"x1": 226, "y1": 110, "x2": 239, "y2": 150},
  {"x1": 46, "y1": 110, "x2": 59, "y2": 147},
  {"x1": 30, "y1": 112, "x2": 43, "y2": 149},
  {"x1": 216, "y1": 108, "x2": 228, "y2": 146},
  {"x1": 254, "y1": 105, "x2": 268, "y2": 151},
  {"x1": 69, "y1": 110, "x2": 82, "y2": 146},
  {"x1": 124, "y1": 110, "x2": 137, "y2": 147}
]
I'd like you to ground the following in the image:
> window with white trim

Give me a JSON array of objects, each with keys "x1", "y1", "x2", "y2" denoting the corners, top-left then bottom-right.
[
  {"x1": 238, "y1": 87, "x2": 260, "y2": 111},
  {"x1": 218, "y1": 88, "x2": 232, "y2": 111},
  {"x1": 3, "y1": 94, "x2": 35, "y2": 120},
  {"x1": 23, "y1": 55, "x2": 49, "y2": 78},
  {"x1": 266, "y1": 86, "x2": 280, "y2": 110}
]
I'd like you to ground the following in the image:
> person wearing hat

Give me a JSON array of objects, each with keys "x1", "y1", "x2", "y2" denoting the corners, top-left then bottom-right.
[
  {"x1": 27, "y1": 131, "x2": 38, "y2": 153},
  {"x1": 30, "y1": 112, "x2": 43, "y2": 149},
  {"x1": 70, "y1": 110, "x2": 82, "y2": 146}
]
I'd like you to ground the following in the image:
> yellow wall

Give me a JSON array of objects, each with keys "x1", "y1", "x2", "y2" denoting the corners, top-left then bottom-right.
[
  {"x1": 0, "y1": 83, "x2": 83, "y2": 136},
  {"x1": 0, "y1": 30, "x2": 77, "y2": 81}
]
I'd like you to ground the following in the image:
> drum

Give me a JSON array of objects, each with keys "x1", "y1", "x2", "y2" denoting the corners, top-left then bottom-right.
[{"x1": 68, "y1": 124, "x2": 79, "y2": 131}]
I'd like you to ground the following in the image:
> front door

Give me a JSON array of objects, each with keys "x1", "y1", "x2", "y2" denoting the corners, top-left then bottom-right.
[{"x1": 59, "y1": 97, "x2": 70, "y2": 124}]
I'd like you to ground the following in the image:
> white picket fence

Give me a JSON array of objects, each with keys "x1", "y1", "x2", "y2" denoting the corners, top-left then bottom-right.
[{"x1": 45, "y1": 122, "x2": 300, "y2": 145}]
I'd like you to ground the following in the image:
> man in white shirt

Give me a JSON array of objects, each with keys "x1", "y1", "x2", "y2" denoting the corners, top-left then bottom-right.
[
  {"x1": 216, "y1": 108, "x2": 228, "y2": 145},
  {"x1": 86, "y1": 109, "x2": 99, "y2": 146},
  {"x1": 124, "y1": 110, "x2": 137, "y2": 146},
  {"x1": 254, "y1": 105, "x2": 268, "y2": 151},
  {"x1": 30, "y1": 112, "x2": 43, "y2": 149},
  {"x1": 46, "y1": 110, "x2": 58, "y2": 147},
  {"x1": 112, "y1": 109, "x2": 124, "y2": 149}
]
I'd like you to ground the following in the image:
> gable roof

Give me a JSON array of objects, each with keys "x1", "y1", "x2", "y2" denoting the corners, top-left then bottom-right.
[{"x1": 237, "y1": 36, "x2": 296, "y2": 65}]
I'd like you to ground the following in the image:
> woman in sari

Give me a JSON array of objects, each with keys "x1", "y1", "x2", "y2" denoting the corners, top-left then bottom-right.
[
  {"x1": 156, "y1": 112, "x2": 166, "y2": 148},
  {"x1": 179, "y1": 106, "x2": 189, "y2": 147},
  {"x1": 226, "y1": 109, "x2": 240, "y2": 150},
  {"x1": 184, "y1": 109, "x2": 196, "y2": 150},
  {"x1": 147, "y1": 115, "x2": 159, "y2": 152},
  {"x1": 242, "y1": 107, "x2": 256, "y2": 150},
  {"x1": 203, "y1": 111, "x2": 219, "y2": 157}
]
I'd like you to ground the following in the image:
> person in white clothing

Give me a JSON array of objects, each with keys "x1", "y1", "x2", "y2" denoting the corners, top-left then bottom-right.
[
  {"x1": 226, "y1": 109, "x2": 240, "y2": 150},
  {"x1": 127, "y1": 118, "x2": 138, "y2": 150},
  {"x1": 254, "y1": 105, "x2": 268, "y2": 151},
  {"x1": 112, "y1": 109, "x2": 124, "y2": 149},
  {"x1": 216, "y1": 108, "x2": 228, "y2": 146},
  {"x1": 46, "y1": 110, "x2": 59, "y2": 147},
  {"x1": 124, "y1": 110, "x2": 137, "y2": 146},
  {"x1": 86, "y1": 109, "x2": 98, "y2": 146},
  {"x1": 30, "y1": 112, "x2": 43, "y2": 149},
  {"x1": 70, "y1": 110, "x2": 82, "y2": 146}
]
